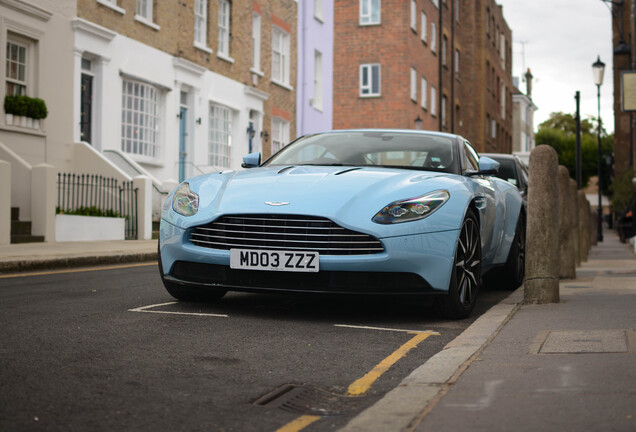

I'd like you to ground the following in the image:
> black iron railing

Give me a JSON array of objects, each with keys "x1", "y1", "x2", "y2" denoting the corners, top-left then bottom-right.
[{"x1": 57, "y1": 173, "x2": 138, "y2": 239}]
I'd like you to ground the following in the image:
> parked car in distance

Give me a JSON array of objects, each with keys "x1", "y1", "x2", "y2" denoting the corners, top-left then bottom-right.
[
  {"x1": 159, "y1": 130, "x2": 526, "y2": 319},
  {"x1": 482, "y1": 153, "x2": 529, "y2": 201}
]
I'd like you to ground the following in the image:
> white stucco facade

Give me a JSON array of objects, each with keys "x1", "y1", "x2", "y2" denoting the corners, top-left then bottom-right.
[{"x1": 72, "y1": 17, "x2": 269, "y2": 185}]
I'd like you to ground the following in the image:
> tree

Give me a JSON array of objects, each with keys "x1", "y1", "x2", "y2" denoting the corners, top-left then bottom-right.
[{"x1": 536, "y1": 112, "x2": 613, "y2": 196}]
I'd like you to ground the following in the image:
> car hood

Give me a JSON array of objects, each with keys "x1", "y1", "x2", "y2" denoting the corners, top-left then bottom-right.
[{"x1": 166, "y1": 165, "x2": 472, "y2": 236}]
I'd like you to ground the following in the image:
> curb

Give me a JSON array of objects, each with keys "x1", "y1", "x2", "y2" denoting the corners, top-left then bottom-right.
[
  {"x1": 339, "y1": 288, "x2": 523, "y2": 432},
  {"x1": 0, "y1": 252, "x2": 158, "y2": 274}
]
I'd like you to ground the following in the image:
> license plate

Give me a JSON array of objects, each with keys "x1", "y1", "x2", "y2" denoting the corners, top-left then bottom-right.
[{"x1": 230, "y1": 249, "x2": 319, "y2": 272}]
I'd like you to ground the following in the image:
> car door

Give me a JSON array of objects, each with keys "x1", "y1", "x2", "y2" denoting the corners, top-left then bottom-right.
[{"x1": 463, "y1": 142, "x2": 501, "y2": 265}]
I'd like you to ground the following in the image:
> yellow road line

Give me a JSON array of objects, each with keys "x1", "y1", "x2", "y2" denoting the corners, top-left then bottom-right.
[
  {"x1": 346, "y1": 331, "x2": 434, "y2": 396},
  {"x1": 275, "y1": 415, "x2": 321, "y2": 432},
  {"x1": 0, "y1": 262, "x2": 156, "y2": 279},
  {"x1": 275, "y1": 330, "x2": 437, "y2": 431}
]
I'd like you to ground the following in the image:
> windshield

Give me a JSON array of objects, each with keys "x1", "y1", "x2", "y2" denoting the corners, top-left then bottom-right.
[{"x1": 263, "y1": 131, "x2": 459, "y2": 173}]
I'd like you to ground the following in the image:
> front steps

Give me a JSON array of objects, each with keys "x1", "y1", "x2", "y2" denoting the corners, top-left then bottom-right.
[{"x1": 11, "y1": 207, "x2": 44, "y2": 244}]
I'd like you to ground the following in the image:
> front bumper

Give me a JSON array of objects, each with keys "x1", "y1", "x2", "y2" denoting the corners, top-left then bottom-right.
[{"x1": 159, "y1": 220, "x2": 458, "y2": 295}]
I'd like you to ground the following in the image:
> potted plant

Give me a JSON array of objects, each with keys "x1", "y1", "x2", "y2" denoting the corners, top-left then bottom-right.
[
  {"x1": 3, "y1": 95, "x2": 24, "y2": 125},
  {"x1": 4, "y1": 95, "x2": 48, "y2": 128},
  {"x1": 27, "y1": 97, "x2": 48, "y2": 129}
]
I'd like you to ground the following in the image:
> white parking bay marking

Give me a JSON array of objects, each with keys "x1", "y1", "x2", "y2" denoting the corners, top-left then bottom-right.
[
  {"x1": 334, "y1": 324, "x2": 439, "y2": 335},
  {"x1": 129, "y1": 302, "x2": 229, "y2": 317}
]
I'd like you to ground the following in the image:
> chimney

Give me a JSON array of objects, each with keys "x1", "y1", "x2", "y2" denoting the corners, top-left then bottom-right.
[{"x1": 525, "y1": 68, "x2": 533, "y2": 97}]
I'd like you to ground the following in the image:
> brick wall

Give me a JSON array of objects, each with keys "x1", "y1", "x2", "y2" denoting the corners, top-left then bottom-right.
[
  {"x1": 77, "y1": 0, "x2": 297, "y2": 159},
  {"x1": 333, "y1": 0, "x2": 440, "y2": 131},
  {"x1": 333, "y1": 0, "x2": 513, "y2": 154}
]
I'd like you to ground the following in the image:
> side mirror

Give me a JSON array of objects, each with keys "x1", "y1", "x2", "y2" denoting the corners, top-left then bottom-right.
[
  {"x1": 466, "y1": 156, "x2": 500, "y2": 176},
  {"x1": 241, "y1": 152, "x2": 261, "y2": 168}
]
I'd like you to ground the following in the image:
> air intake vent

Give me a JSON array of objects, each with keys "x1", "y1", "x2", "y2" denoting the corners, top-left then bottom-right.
[{"x1": 190, "y1": 214, "x2": 384, "y2": 256}]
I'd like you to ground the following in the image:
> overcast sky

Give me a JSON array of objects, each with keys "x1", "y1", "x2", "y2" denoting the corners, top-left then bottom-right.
[{"x1": 496, "y1": 0, "x2": 614, "y2": 132}]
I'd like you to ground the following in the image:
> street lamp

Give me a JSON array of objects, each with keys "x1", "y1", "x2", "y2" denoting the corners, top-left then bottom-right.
[
  {"x1": 414, "y1": 115, "x2": 423, "y2": 130},
  {"x1": 592, "y1": 55, "x2": 605, "y2": 242}
]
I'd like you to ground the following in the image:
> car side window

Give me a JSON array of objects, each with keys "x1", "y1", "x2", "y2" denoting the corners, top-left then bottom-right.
[{"x1": 463, "y1": 141, "x2": 479, "y2": 173}]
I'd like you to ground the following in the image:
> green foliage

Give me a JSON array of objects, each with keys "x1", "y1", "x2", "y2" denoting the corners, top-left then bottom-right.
[
  {"x1": 4, "y1": 95, "x2": 48, "y2": 119},
  {"x1": 539, "y1": 111, "x2": 595, "y2": 136},
  {"x1": 26, "y1": 98, "x2": 48, "y2": 119},
  {"x1": 536, "y1": 111, "x2": 613, "y2": 196},
  {"x1": 4, "y1": 95, "x2": 28, "y2": 116},
  {"x1": 610, "y1": 169, "x2": 635, "y2": 214},
  {"x1": 56, "y1": 206, "x2": 122, "y2": 218}
]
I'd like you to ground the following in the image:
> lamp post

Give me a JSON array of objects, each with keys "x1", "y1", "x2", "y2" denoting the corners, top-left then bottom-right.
[
  {"x1": 414, "y1": 115, "x2": 423, "y2": 130},
  {"x1": 592, "y1": 55, "x2": 605, "y2": 242}
]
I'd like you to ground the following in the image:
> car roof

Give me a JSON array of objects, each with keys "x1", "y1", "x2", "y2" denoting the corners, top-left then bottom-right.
[{"x1": 309, "y1": 129, "x2": 465, "y2": 141}]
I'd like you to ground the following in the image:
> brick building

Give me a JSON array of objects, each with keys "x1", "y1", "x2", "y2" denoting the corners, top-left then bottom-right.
[
  {"x1": 610, "y1": 0, "x2": 635, "y2": 177},
  {"x1": 75, "y1": 0, "x2": 297, "y2": 181},
  {"x1": 332, "y1": 0, "x2": 513, "y2": 154},
  {"x1": 460, "y1": 0, "x2": 513, "y2": 153}
]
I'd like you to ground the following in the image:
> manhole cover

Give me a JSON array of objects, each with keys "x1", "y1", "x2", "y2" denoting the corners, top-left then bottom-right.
[
  {"x1": 539, "y1": 330, "x2": 629, "y2": 354},
  {"x1": 254, "y1": 384, "x2": 367, "y2": 416}
]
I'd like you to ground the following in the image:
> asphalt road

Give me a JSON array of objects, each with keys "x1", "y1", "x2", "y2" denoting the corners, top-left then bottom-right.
[{"x1": 0, "y1": 263, "x2": 509, "y2": 432}]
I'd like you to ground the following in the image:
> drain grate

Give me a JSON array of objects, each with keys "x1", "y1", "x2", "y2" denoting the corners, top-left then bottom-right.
[{"x1": 253, "y1": 384, "x2": 367, "y2": 417}]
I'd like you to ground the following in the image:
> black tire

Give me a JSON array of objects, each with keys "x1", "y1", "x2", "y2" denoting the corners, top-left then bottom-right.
[
  {"x1": 158, "y1": 244, "x2": 227, "y2": 302},
  {"x1": 436, "y1": 209, "x2": 481, "y2": 319},
  {"x1": 501, "y1": 212, "x2": 526, "y2": 290}
]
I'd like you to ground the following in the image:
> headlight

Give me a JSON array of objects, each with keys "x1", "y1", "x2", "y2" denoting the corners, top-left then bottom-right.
[
  {"x1": 373, "y1": 190, "x2": 450, "y2": 224},
  {"x1": 172, "y1": 182, "x2": 199, "y2": 216}
]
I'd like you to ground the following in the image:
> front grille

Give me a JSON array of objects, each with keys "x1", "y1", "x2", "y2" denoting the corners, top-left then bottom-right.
[{"x1": 189, "y1": 214, "x2": 384, "y2": 255}]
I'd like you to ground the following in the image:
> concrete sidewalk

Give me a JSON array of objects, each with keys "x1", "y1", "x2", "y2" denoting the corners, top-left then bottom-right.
[
  {"x1": 342, "y1": 228, "x2": 636, "y2": 431},
  {"x1": 0, "y1": 239, "x2": 157, "y2": 273}
]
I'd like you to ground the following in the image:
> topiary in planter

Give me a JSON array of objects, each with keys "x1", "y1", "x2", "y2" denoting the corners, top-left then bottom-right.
[
  {"x1": 27, "y1": 97, "x2": 48, "y2": 119},
  {"x1": 4, "y1": 95, "x2": 17, "y2": 114},
  {"x1": 4, "y1": 95, "x2": 28, "y2": 116},
  {"x1": 4, "y1": 95, "x2": 48, "y2": 119}
]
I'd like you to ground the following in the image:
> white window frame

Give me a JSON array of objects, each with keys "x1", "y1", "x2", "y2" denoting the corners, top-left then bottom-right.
[
  {"x1": 360, "y1": 0, "x2": 381, "y2": 25},
  {"x1": 272, "y1": 117, "x2": 290, "y2": 154},
  {"x1": 421, "y1": 76, "x2": 428, "y2": 109},
  {"x1": 121, "y1": 78, "x2": 161, "y2": 161},
  {"x1": 194, "y1": 0, "x2": 210, "y2": 51},
  {"x1": 455, "y1": 49, "x2": 460, "y2": 75},
  {"x1": 5, "y1": 37, "x2": 29, "y2": 96},
  {"x1": 431, "y1": 86, "x2": 437, "y2": 117},
  {"x1": 251, "y1": 13, "x2": 261, "y2": 72},
  {"x1": 492, "y1": 119, "x2": 497, "y2": 139},
  {"x1": 135, "y1": 0, "x2": 156, "y2": 26},
  {"x1": 421, "y1": 12, "x2": 427, "y2": 42},
  {"x1": 218, "y1": 0, "x2": 231, "y2": 57},
  {"x1": 442, "y1": 35, "x2": 447, "y2": 66},
  {"x1": 360, "y1": 63, "x2": 381, "y2": 97},
  {"x1": 455, "y1": 0, "x2": 460, "y2": 22},
  {"x1": 441, "y1": 95, "x2": 447, "y2": 127},
  {"x1": 313, "y1": 50, "x2": 324, "y2": 110},
  {"x1": 314, "y1": 0, "x2": 324, "y2": 21},
  {"x1": 137, "y1": 0, "x2": 151, "y2": 18},
  {"x1": 97, "y1": 0, "x2": 125, "y2": 14},
  {"x1": 410, "y1": 0, "x2": 417, "y2": 31},
  {"x1": 501, "y1": 82, "x2": 506, "y2": 119},
  {"x1": 272, "y1": 26, "x2": 290, "y2": 86},
  {"x1": 431, "y1": 0, "x2": 439, "y2": 8},
  {"x1": 410, "y1": 68, "x2": 417, "y2": 102},
  {"x1": 431, "y1": 22, "x2": 437, "y2": 53},
  {"x1": 208, "y1": 103, "x2": 232, "y2": 168}
]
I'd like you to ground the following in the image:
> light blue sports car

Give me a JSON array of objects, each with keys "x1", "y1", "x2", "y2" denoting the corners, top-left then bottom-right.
[{"x1": 159, "y1": 130, "x2": 525, "y2": 319}]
